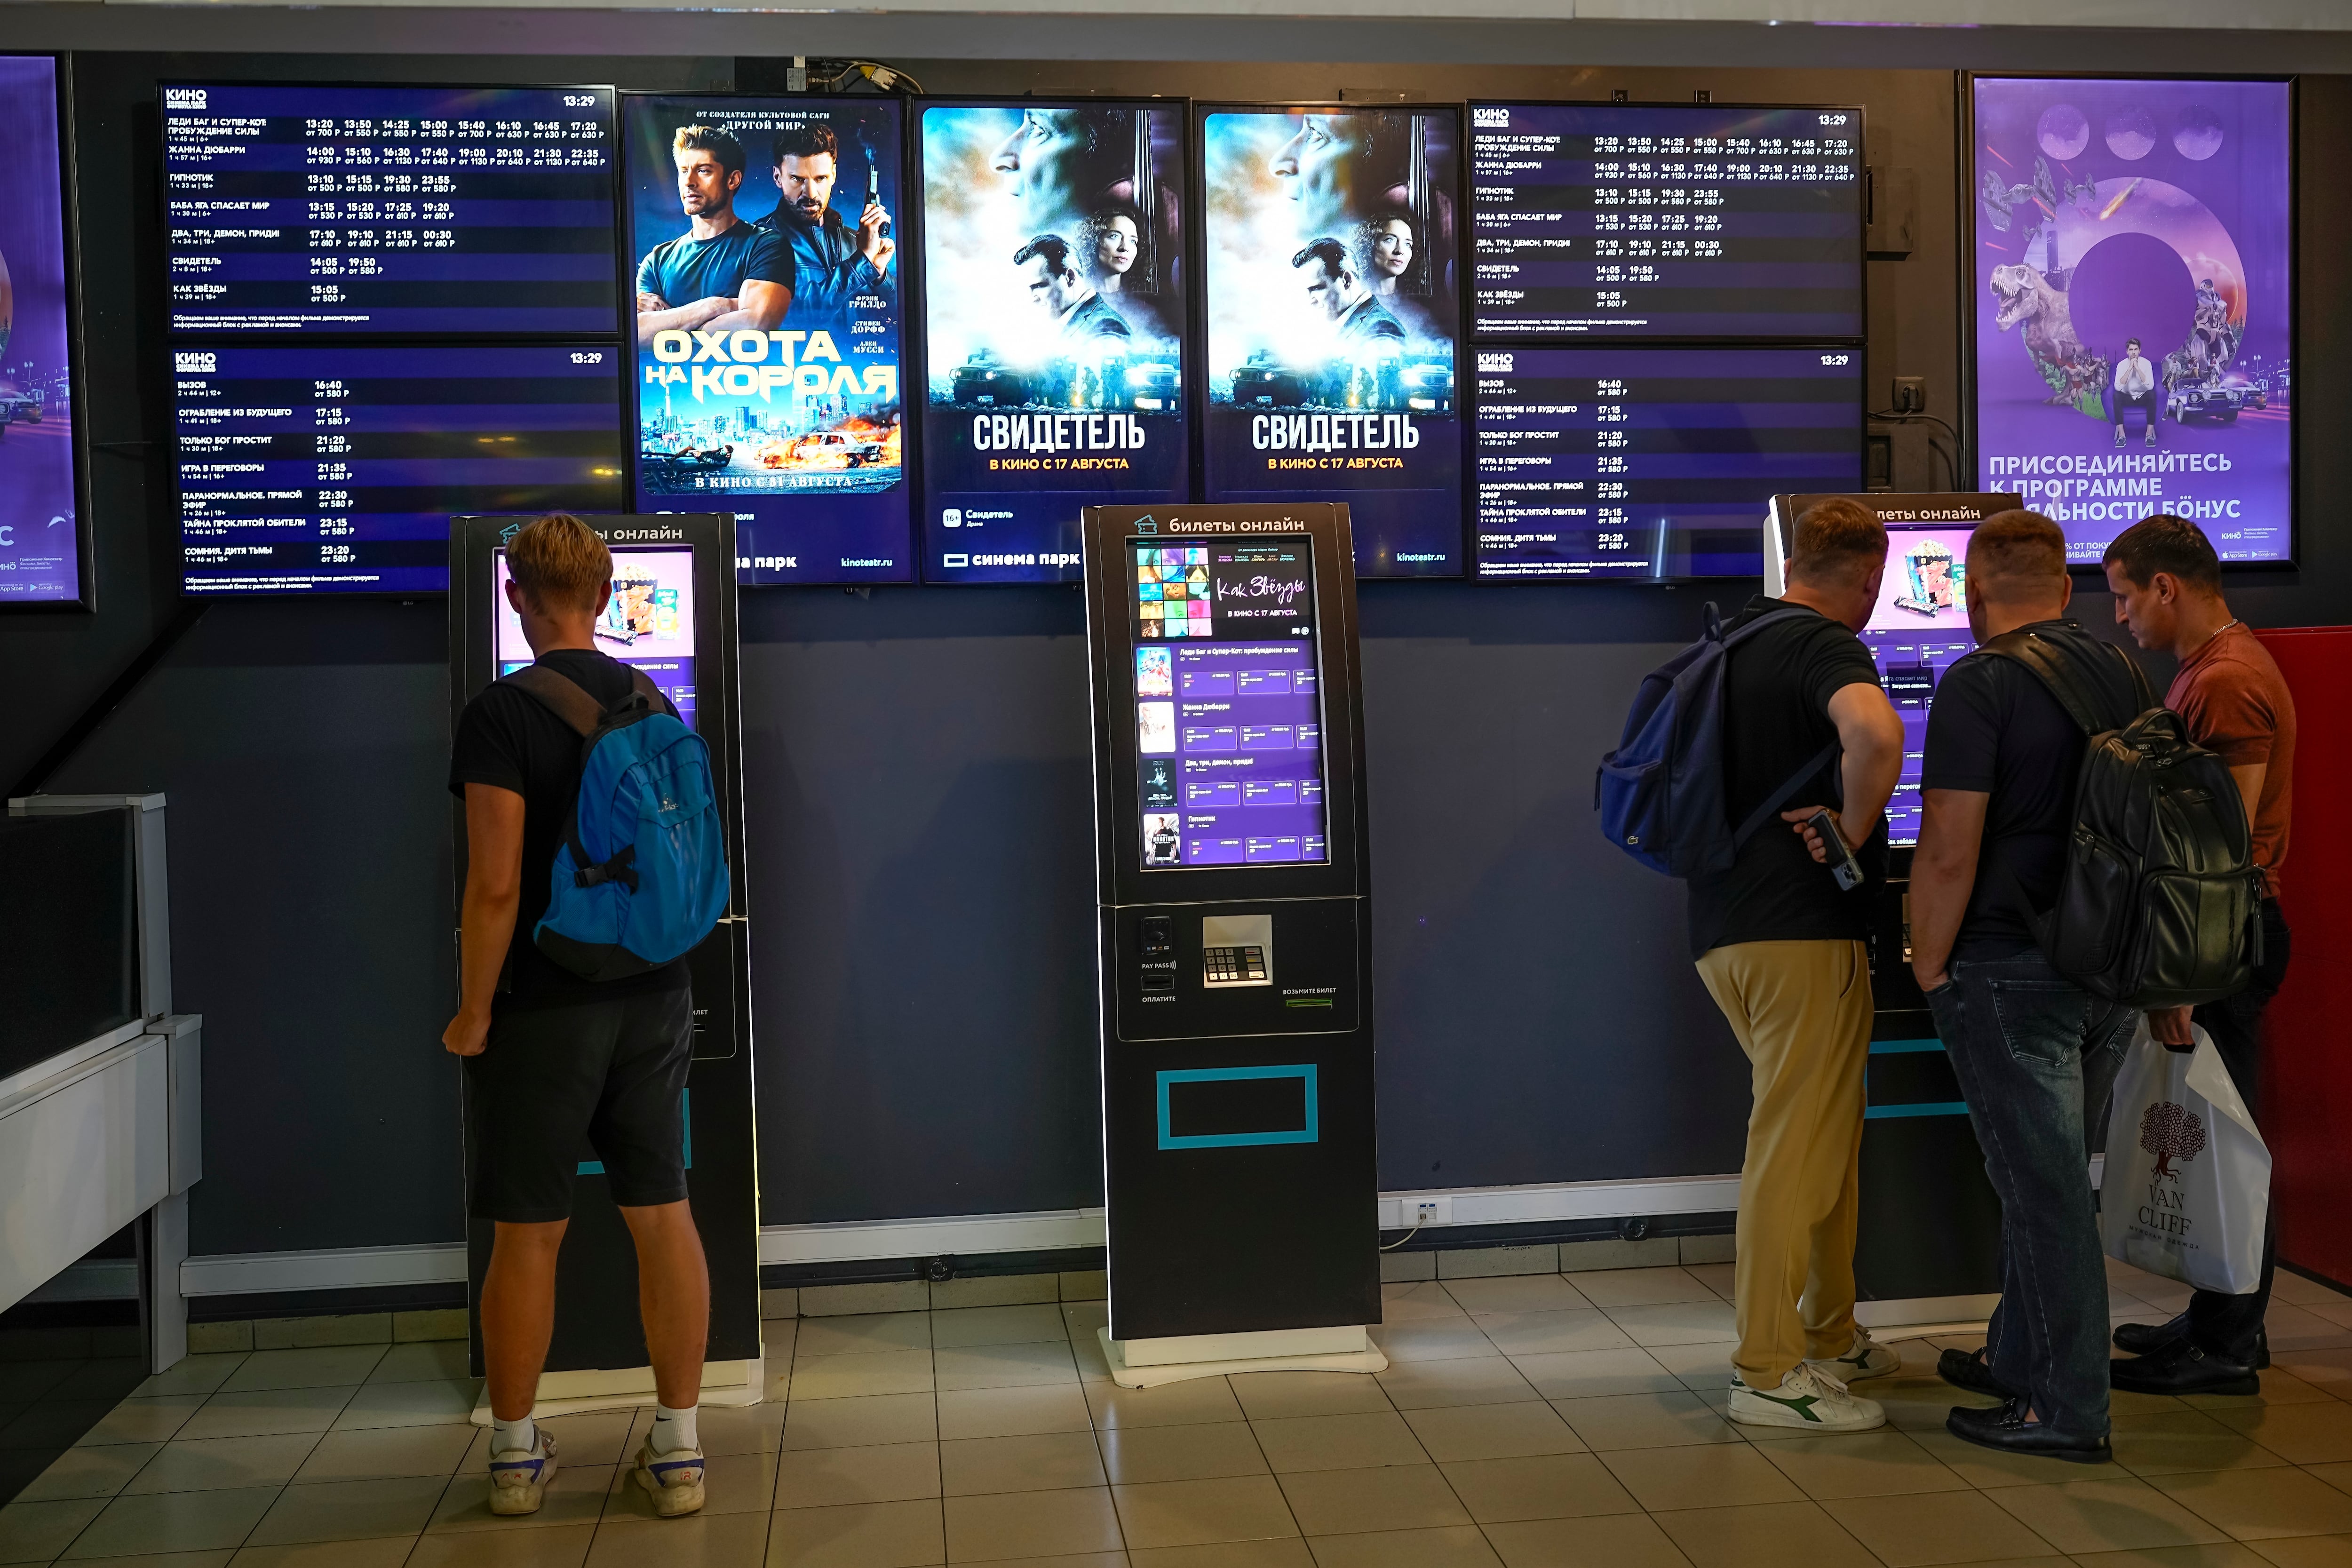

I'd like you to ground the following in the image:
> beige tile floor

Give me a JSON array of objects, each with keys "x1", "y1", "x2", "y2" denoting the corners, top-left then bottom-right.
[{"x1": 8, "y1": 1257, "x2": 2352, "y2": 1566}]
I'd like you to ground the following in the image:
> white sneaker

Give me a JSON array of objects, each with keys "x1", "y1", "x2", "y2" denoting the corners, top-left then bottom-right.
[
  {"x1": 1729, "y1": 1363, "x2": 1885, "y2": 1431},
  {"x1": 632, "y1": 1437, "x2": 706, "y2": 1517},
  {"x1": 1809, "y1": 1328, "x2": 1903, "y2": 1383},
  {"x1": 488, "y1": 1430, "x2": 558, "y2": 1516}
]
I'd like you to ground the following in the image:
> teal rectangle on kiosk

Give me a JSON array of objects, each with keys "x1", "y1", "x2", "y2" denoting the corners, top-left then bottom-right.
[
  {"x1": 578, "y1": 1089, "x2": 691, "y2": 1176},
  {"x1": 1157, "y1": 1066, "x2": 1319, "y2": 1151}
]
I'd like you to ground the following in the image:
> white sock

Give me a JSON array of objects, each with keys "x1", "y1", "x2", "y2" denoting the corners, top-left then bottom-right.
[
  {"x1": 492, "y1": 1413, "x2": 538, "y2": 1454},
  {"x1": 651, "y1": 1401, "x2": 699, "y2": 1455}
]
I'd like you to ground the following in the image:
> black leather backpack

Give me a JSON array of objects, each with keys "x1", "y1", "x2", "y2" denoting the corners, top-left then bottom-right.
[{"x1": 1986, "y1": 625, "x2": 2264, "y2": 1009}]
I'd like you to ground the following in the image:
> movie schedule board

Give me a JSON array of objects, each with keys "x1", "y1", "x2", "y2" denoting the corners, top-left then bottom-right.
[
  {"x1": 160, "y1": 83, "x2": 619, "y2": 336},
  {"x1": 1971, "y1": 78, "x2": 2292, "y2": 563},
  {"x1": 1201, "y1": 105, "x2": 1464, "y2": 578},
  {"x1": 1473, "y1": 345, "x2": 1862, "y2": 580},
  {"x1": 0, "y1": 56, "x2": 87, "y2": 607},
  {"x1": 1129, "y1": 537, "x2": 1328, "y2": 869},
  {"x1": 918, "y1": 101, "x2": 1189, "y2": 585},
  {"x1": 1467, "y1": 102, "x2": 1864, "y2": 340},
  {"x1": 626, "y1": 96, "x2": 909, "y2": 585},
  {"x1": 175, "y1": 343, "x2": 625, "y2": 595}
]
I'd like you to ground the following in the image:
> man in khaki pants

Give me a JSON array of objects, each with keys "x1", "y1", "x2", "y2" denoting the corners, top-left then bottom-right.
[{"x1": 1687, "y1": 497, "x2": 1906, "y2": 1431}]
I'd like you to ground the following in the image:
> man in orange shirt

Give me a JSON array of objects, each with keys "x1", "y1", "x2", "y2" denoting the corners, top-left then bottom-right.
[{"x1": 2103, "y1": 514, "x2": 2297, "y2": 1395}]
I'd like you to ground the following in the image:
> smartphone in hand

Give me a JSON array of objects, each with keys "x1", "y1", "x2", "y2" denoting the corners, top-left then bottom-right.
[{"x1": 1807, "y1": 808, "x2": 1866, "y2": 892}]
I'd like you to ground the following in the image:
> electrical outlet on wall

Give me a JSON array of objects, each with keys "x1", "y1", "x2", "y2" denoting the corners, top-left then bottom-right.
[
  {"x1": 1892, "y1": 377, "x2": 1926, "y2": 414},
  {"x1": 1408, "y1": 1196, "x2": 1452, "y2": 1227}
]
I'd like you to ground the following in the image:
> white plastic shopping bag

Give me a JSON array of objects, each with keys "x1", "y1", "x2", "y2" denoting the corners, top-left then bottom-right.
[{"x1": 2099, "y1": 1019, "x2": 2271, "y2": 1294}]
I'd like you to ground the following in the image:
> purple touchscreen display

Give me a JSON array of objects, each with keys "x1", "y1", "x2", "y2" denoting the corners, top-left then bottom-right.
[{"x1": 1131, "y1": 538, "x2": 1327, "y2": 870}]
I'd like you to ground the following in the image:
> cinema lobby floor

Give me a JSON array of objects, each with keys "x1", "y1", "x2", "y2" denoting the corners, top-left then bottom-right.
[{"x1": 9, "y1": 1257, "x2": 2352, "y2": 1568}]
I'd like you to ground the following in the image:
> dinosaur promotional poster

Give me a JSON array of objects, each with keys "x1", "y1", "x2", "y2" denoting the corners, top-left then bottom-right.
[
  {"x1": 0, "y1": 56, "x2": 83, "y2": 604},
  {"x1": 1972, "y1": 78, "x2": 2291, "y2": 563}
]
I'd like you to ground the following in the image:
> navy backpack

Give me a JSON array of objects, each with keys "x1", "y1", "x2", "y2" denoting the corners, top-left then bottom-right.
[
  {"x1": 502, "y1": 663, "x2": 730, "y2": 980},
  {"x1": 1595, "y1": 604, "x2": 1838, "y2": 878}
]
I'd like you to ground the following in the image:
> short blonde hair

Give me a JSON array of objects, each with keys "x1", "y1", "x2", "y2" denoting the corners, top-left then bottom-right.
[
  {"x1": 1790, "y1": 497, "x2": 1888, "y2": 589},
  {"x1": 507, "y1": 513, "x2": 610, "y2": 615}
]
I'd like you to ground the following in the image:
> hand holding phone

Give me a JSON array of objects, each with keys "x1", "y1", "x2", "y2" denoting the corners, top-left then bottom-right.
[{"x1": 1805, "y1": 808, "x2": 1866, "y2": 891}]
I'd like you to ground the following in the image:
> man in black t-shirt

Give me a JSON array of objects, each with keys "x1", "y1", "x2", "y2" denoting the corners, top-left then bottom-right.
[
  {"x1": 1691, "y1": 498, "x2": 1907, "y2": 1434},
  {"x1": 1912, "y1": 509, "x2": 2141, "y2": 1465},
  {"x1": 635, "y1": 124, "x2": 796, "y2": 349},
  {"x1": 444, "y1": 514, "x2": 710, "y2": 1520}
]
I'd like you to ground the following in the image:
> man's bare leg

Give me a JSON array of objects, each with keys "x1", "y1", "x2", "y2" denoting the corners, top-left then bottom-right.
[
  {"x1": 482, "y1": 1218, "x2": 568, "y2": 1420},
  {"x1": 620, "y1": 1200, "x2": 709, "y2": 1406}
]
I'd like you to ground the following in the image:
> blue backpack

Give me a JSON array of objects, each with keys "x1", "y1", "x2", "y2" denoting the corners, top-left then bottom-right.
[
  {"x1": 1595, "y1": 604, "x2": 1838, "y2": 878},
  {"x1": 503, "y1": 663, "x2": 731, "y2": 980}
]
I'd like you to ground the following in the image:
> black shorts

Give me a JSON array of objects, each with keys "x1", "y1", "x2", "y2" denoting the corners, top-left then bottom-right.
[{"x1": 465, "y1": 987, "x2": 693, "y2": 1222}]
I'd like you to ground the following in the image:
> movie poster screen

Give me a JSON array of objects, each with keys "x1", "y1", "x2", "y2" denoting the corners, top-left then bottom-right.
[
  {"x1": 0, "y1": 56, "x2": 84, "y2": 605},
  {"x1": 919, "y1": 102, "x2": 1189, "y2": 584},
  {"x1": 1202, "y1": 106, "x2": 1463, "y2": 578},
  {"x1": 627, "y1": 95, "x2": 908, "y2": 584},
  {"x1": 1971, "y1": 78, "x2": 2290, "y2": 562}
]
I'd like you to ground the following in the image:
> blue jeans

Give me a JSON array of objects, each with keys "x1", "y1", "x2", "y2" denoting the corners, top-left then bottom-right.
[{"x1": 1928, "y1": 951, "x2": 2135, "y2": 1438}]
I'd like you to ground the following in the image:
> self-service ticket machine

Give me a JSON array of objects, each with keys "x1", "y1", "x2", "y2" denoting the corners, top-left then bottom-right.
[
  {"x1": 1766, "y1": 492, "x2": 2021, "y2": 1325},
  {"x1": 1081, "y1": 504, "x2": 1385, "y2": 1386},
  {"x1": 448, "y1": 511, "x2": 763, "y2": 1416}
]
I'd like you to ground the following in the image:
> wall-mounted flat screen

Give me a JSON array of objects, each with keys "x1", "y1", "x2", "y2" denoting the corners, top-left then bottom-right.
[
  {"x1": 497, "y1": 544, "x2": 697, "y2": 726},
  {"x1": 0, "y1": 56, "x2": 86, "y2": 606},
  {"x1": 1971, "y1": 77, "x2": 2291, "y2": 563},
  {"x1": 1468, "y1": 102, "x2": 1863, "y2": 341},
  {"x1": 1473, "y1": 345, "x2": 1861, "y2": 579},
  {"x1": 1201, "y1": 105, "x2": 1463, "y2": 578},
  {"x1": 175, "y1": 342, "x2": 624, "y2": 595},
  {"x1": 160, "y1": 82, "x2": 618, "y2": 335},
  {"x1": 626, "y1": 95, "x2": 908, "y2": 585},
  {"x1": 1130, "y1": 538, "x2": 1327, "y2": 869},
  {"x1": 919, "y1": 102, "x2": 1189, "y2": 585}
]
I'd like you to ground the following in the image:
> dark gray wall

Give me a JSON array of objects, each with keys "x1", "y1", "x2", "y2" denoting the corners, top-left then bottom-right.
[{"x1": 14, "y1": 40, "x2": 2352, "y2": 1256}]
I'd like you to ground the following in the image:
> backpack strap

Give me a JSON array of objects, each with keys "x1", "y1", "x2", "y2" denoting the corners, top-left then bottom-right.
[
  {"x1": 499, "y1": 663, "x2": 608, "y2": 736},
  {"x1": 1719, "y1": 603, "x2": 1851, "y2": 850},
  {"x1": 1979, "y1": 626, "x2": 2153, "y2": 736}
]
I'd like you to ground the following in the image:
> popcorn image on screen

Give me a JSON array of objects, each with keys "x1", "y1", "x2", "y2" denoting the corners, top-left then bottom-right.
[{"x1": 1893, "y1": 539, "x2": 1962, "y2": 618}]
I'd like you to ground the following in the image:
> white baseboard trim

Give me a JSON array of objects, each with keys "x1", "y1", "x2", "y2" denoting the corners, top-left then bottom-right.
[
  {"x1": 181, "y1": 1242, "x2": 467, "y2": 1297},
  {"x1": 175, "y1": 1174, "x2": 1757, "y2": 1299},
  {"x1": 758, "y1": 1207, "x2": 1108, "y2": 1266}
]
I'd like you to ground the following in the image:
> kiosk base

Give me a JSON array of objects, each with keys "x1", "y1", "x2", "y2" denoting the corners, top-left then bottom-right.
[
  {"x1": 468, "y1": 1348, "x2": 768, "y2": 1425},
  {"x1": 1099, "y1": 1326, "x2": 1388, "y2": 1389},
  {"x1": 1856, "y1": 1295, "x2": 2000, "y2": 1336}
]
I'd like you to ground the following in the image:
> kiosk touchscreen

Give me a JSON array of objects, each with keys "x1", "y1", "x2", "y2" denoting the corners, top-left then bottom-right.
[
  {"x1": 1764, "y1": 491, "x2": 2021, "y2": 1319},
  {"x1": 1084, "y1": 505, "x2": 1381, "y2": 1372},
  {"x1": 449, "y1": 511, "x2": 762, "y2": 1409}
]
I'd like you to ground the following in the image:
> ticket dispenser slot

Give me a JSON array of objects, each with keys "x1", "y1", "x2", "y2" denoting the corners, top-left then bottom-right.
[{"x1": 1201, "y1": 913, "x2": 1272, "y2": 987}]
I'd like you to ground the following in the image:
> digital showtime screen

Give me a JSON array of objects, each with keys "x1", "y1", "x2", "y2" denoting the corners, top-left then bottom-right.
[
  {"x1": 497, "y1": 545, "x2": 697, "y2": 727},
  {"x1": 161, "y1": 83, "x2": 618, "y2": 335},
  {"x1": 920, "y1": 102, "x2": 1190, "y2": 585},
  {"x1": 1130, "y1": 539, "x2": 1327, "y2": 870},
  {"x1": 1971, "y1": 78, "x2": 2291, "y2": 563},
  {"x1": 626, "y1": 95, "x2": 909, "y2": 586},
  {"x1": 1473, "y1": 346, "x2": 1861, "y2": 579},
  {"x1": 1201, "y1": 106, "x2": 1464, "y2": 578},
  {"x1": 1468, "y1": 103, "x2": 1864, "y2": 341},
  {"x1": 175, "y1": 343, "x2": 624, "y2": 595},
  {"x1": 0, "y1": 56, "x2": 83, "y2": 605}
]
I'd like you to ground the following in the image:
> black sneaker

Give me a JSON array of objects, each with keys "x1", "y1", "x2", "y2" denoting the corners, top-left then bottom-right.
[{"x1": 1938, "y1": 1346, "x2": 2013, "y2": 1400}]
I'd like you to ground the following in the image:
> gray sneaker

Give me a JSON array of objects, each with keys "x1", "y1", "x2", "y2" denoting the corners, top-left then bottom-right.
[{"x1": 488, "y1": 1430, "x2": 558, "y2": 1516}]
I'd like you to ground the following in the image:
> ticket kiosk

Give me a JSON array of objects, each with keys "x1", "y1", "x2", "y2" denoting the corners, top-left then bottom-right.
[
  {"x1": 1081, "y1": 504, "x2": 1383, "y2": 1385},
  {"x1": 1766, "y1": 492, "x2": 2020, "y2": 1324},
  {"x1": 448, "y1": 511, "x2": 763, "y2": 1414}
]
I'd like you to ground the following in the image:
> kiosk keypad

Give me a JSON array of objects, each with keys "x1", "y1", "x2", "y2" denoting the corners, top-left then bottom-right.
[{"x1": 1202, "y1": 945, "x2": 1268, "y2": 985}]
